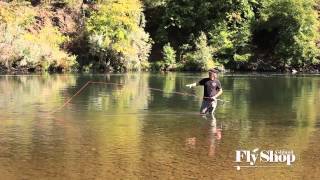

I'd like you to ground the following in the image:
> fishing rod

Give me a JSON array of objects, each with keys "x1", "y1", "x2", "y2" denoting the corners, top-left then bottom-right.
[{"x1": 50, "y1": 81, "x2": 230, "y2": 114}]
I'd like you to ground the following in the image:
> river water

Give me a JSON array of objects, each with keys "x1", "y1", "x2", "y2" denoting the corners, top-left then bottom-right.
[{"x1": 0, "y1": 73, "x2": 319, "y2": 179}]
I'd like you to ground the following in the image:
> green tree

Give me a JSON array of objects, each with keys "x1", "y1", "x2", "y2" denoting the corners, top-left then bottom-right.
[
  {"x1": 183, "y1": 32, "x2": 215, "y2": 71},
  {"x1": 85, "y1": 0, "x2": 152, "y2": 71},
  {"x1": 162, "y1": 43, "x2": 176, "y2": 70},
  {"x1": 256, "y1": 0, "x2": 319, "y2": 68},
  {"x1": 147, "y1": 0, "x2": 259, "y2": 67},
  {"x1": 145, "y1": 0, "x2": 319, "y2": 71}
]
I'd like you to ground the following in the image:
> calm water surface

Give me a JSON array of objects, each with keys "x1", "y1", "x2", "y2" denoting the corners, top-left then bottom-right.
[{"x1": 0, "y1": 73, "x2": 319, "y2": 179}]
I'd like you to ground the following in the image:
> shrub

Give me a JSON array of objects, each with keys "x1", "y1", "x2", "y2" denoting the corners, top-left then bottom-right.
[
  {"x1": 162, "y1": 43, "x2": 176, "y2": 70},
  {"x1": 183, "y1": 32, "x2": 216, "y2": 71},
  {"x1": 0, "y1": 2, "x2": 77, "y2": 72}
]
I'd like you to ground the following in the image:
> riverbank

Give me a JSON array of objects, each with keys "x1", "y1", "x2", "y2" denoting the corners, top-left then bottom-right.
[
  {"x1": 1, "y1": 67, "x2": 320, "y2": 75},
  {"x1": 0, "y1": 58, "x2": 320, "y2": 74}
]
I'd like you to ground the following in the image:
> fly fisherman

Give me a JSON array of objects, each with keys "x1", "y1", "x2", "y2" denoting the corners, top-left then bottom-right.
[{"x1": 186, "y1": 69, "x2": 223, "y2": 115}]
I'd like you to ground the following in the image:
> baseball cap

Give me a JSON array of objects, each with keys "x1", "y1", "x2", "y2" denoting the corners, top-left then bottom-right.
[{"x1": 208, "y1": 68, "x2": 219, "y2": 74}]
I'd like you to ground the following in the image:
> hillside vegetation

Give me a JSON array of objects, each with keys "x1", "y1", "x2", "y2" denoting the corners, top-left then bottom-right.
[{"x1": 0, "y1": 0, "x2": 319, "y2": 73}]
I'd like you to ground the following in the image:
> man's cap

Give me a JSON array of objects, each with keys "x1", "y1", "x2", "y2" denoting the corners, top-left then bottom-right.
[{"x1": 208, "y1": 68, "x2": 219, "y2": 74}]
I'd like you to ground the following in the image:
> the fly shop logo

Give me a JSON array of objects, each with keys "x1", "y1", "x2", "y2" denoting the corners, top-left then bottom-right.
[{"x1": 234, "y1": 148, "x2": 296, "y2": 170}]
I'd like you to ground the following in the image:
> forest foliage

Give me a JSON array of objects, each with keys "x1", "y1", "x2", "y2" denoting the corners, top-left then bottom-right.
[
  {"x1": 0, "y1": 1, "x2": 77, "y2": 72},
  {"x1": 0, "y1": 0, "x2": 319, "y2": 72},
  {"x1": 145, "y1": 0, "x2": 319, "y2": 71}
]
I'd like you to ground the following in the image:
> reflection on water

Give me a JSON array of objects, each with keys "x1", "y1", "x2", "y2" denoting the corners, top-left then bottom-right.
[
  {"x1": 186, "y1": 114, "x2": 222, "y2": 157},
  {"x1": 0, "y1": 73, "x2": 320, "y2": 179}
]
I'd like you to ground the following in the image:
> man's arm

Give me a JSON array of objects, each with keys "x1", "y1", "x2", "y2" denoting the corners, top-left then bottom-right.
[
  {"x1": 186, "y1": 82, "x2": 199, "y2": 88},
  {"x1": 213, "y1": 88, "x2": 223, "y2": 99},
  {"x1": 213, "y1": 80, "x2": 223, "y2": 99},
  {"x1": 186, "y1": 78, "x2": 205, "y2": 88}
]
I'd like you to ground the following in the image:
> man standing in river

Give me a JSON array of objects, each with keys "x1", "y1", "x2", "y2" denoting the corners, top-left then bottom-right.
[{"x1": 186, "y1": 69, "x2": 223, "y2": 115}]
